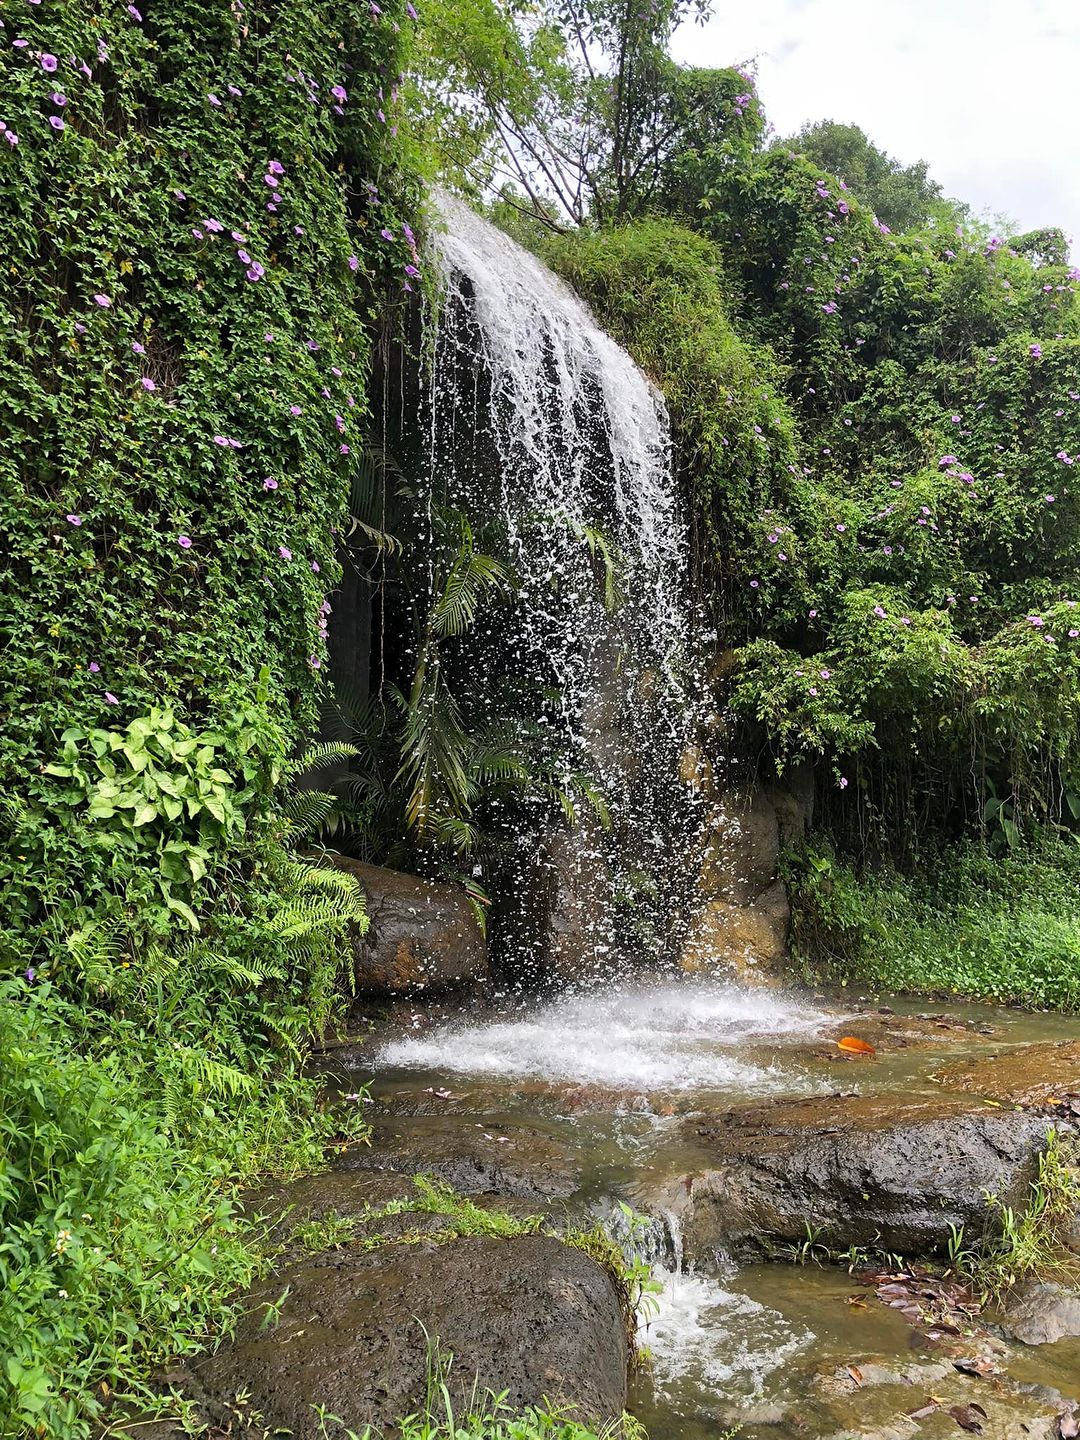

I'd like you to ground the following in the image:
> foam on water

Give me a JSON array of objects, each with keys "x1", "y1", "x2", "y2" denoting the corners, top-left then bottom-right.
[
  {"x1": 377, "y1": 979, "x2": 833, "y2": 1092},
  {"x1": 642, "y1": 1265, "x2": 813, "y2": 1404}
]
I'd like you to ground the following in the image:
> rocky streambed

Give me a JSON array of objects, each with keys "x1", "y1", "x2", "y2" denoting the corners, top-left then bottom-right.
[{"x1": 180, "y1": 981, "x2": 1080, "y2": 1440}]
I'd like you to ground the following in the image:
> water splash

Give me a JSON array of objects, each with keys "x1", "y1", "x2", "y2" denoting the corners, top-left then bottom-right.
[{"x1": 377, "y1": 978, "x2": 832, "y2": 1093}]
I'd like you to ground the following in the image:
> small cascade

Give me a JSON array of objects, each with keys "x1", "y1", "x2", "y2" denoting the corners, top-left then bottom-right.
[{"x1": 414, "y1": 191, "x2": 700, "y2": 981}]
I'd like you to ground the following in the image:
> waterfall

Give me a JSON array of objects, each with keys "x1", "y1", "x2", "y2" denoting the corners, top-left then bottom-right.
[{"x1": 411, "y1": 191, "x2": 698, "y2": 981}]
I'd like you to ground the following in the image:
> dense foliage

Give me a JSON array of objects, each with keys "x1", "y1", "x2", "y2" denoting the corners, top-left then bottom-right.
[{"x1": 0, "y1": 0, "x2": 417, "y2": 1432}]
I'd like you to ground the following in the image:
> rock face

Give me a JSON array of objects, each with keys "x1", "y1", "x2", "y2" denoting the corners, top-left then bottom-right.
[
  {"x1": 1002, "y1": 1280, "x2": 1080, "y2": 1346},
  {"x1": 659, "y1": 1092, "x2": 1050, "y2": 1259},
  {"x1": 679, "y1": 780, "x2": 806, "y2": 982},
  {"x1": 333, "y1": 857, "x2": 487, "y2": 995},
  {"x1": 195, "y1": 1235, "x2": 628, "y2": 1439}
]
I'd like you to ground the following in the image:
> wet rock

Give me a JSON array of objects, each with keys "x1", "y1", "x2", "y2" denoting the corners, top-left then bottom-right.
[
  {"x1": 696, "y1": 787, "x2": 781, "y2": 905},
  {"x1": 1002, "y1": 1281, "x2": 1080, "y2": 1346},
  {"x1": 678, "y1": 891, "x2": 788, "y2": 982},
  {"x1": 333, "y1": 857, "x2": 487, "y2": 995},
  {"x1": 932, "y1": 1040, "x2": 1080, "y2": 1108},
  {"x1": 337, "y1": 1112, "x2": 583, "y2": 1204},
  {"x1": 664, "y1": 1092, "x2": 1050, "y2": 1258},
  {"x1": 194, "y1": 1234, "x2": 628, "y2": 1439}
]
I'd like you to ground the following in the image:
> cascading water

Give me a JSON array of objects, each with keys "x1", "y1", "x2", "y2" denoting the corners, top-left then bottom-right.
[{"x1": 414, "y1": 190, "x2": 700, "y2": 981}]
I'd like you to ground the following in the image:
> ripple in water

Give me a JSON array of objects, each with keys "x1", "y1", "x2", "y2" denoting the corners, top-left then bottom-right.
[{"x1": 377, "y1": 979, "x2": 834, "y2": 1093}]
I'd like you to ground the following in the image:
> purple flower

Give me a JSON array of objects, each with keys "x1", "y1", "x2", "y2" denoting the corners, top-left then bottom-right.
[
  {"x1": 212, "y1": 435, "x2": 229, "y2": 446},
  {"x1": 900, "y1": 616, "x2": 912, "y2": 626},
  {"x1": 268, "y1": 159, "x2": 284, "y2": 175},
  {"x1": 262, "y1": 477, "x2": 278, "y2": 490},
  {"x1": 950, "y1": 414, "x2": 961, "y2": 423},
  {"x1": 348, "y1": 254, "x2": 359, "y2": 272},
  {"x1": 404, "y1": 263, "x2": 421, "y2": 279},
  {"x1": 40, "y1": 53, "x2": 59, "y2": 72},
  {"x1": 93, "y1": 294, "x2": 111, "y2": 307},
  {"x1": 208, "y1": 93, "x2": 221, "y2": 106},
  {"x1": 264, "y1": 332, "x2": 274, "y2": 343},
  {"x1": 48, "y1": 116, "x2": 65, "y2": 131},
  {"x1": 237, "y1": 249, "x2": 251, "y2": 264},
  {"x1": 204, "y1": 218, "x2": 223, "y2": 233},
  {"x1": 228, "y1": 85, "x2": 242, "y2": 97},
  {"x1": 51, "y1": 91, "x2": 67, "y2": 106},
  {"x1": 192, "y1": 228, "x2": 204, "y2": 239},
  {"x1": 1046, "y1": 494, "x2": 1056, "y2": 503},
  {"x1": 309, "y1": 655, "x2": 321, "y2": 669},
  {"x1": 407, "y1": 1, "x2": 418, "y2": 16},
  {"x1": 177, "y1": 534, "x2": 192, "y2": 549},
  {"x1": 278, "y1": 545, "x2": 292, "y2": 560},
  {"x1": 380, "y1": 227, "x2": 394, "y2": 241},
  {"x1": 311, "y1": 560, "x2": 320, "y2": 573},
  {"x1": 132, "y1": 341, "x2": 145, "y2": 354},
  {"x1": 939, "y1": 454, "x2": 958, "y2": 467},
  {"x1": 139, "y1": 377, "x2": 156, "y2": 391},
  {"x1": 839, "y1": 776, "x2": 849, "y2": 789},
  {"x1": 1028, "y1": 615, "x2": 1044, "y2": 627},
  {"x1": 809, "y1": 687, "x2": 818, "y2": 697},
  {"x1": 820, "y1": 669, "x2": 832, "y2": 679},
  {"x1": 25, "y1": 968, "x2": 36, "y2": 983},
  {"x1": 339, "y1": 443, "x2": 350, "y2": 454},
  {"x1": 305, "y1": 339, "x2": 319, "y2": 351},
  {"x1": 873, "y1": 605, "x2": 886, "y2": 618},
  {"x1": 821, "y1": 301, "x2": 837, "y2": 314},
  {"x1": 809, "y1": 608, "x2": 818, "y2": 618},
  {"x1": 331, "y1": 85, "x2": 347, "y2": 102},
  {"x1": 88, "y1": 661, "x2": 100, "y2": 673},
  {"x1": 835, "y1": 523, "x2": 846, "y2": 533},
  {"x1": 1030, "y1": 343, "x2": 1042, "y2": 358},
  {"x1": 1070, "y1": 629, "x2": 1079, "y2": 639},
  {"x1": 749, "y1": 579, "x2": 760, "y2": 589},
  {"x1": 246, "y1": 264, "x2": 264, "y2": 281},
  {"x1": 65, "y1": 513, "x2": 82, "y2": 526},
  {"x1": 127, "y1": 2, "x2": 142, "y2": 17},
  {"x1": 3, "y1": 129, "x2": 18, "y2": 146},
  {"x1": 104, "y1": 692, "x2": 119, "y2": 705},
  {"x1": 289, "y1": 405, "x2": 302, "y2": 416}
]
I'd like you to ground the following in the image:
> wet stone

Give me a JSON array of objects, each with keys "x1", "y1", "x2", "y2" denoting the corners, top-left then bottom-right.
[
  {"x1": 193, "y1": 1234, "x2": 629, "y2": 1440},
  {"x1": 662, "y1": 1091, "x2": 1050, "y2": 1258},
  {"x1": 1002, "y1": 1281, "x2": 1080, "y2": 1346}
]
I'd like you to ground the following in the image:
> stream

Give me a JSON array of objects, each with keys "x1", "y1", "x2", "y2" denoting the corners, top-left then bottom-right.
[{"x1": 330, "y1": 977, "x2": 1080, "y2": 1439}]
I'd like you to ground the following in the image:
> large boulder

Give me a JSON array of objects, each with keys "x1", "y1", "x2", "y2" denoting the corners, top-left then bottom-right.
[
  {"x1": 334, "y1": 857, "x2": 487, "y2": 995},
  {"x1": 655, "y1": 1092, "x2": 1050, "y2": 1259},
  {"x1": 194, "y1": 1234, "x2": 629, "y2": 1438}
]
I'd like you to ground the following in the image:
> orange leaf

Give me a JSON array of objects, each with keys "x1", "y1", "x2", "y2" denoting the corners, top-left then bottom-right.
[{"x1": 837, "y1": 1036, "x2": 876, "y2": 1055}]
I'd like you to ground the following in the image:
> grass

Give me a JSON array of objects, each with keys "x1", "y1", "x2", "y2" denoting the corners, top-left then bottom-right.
[
  {"x1": 787, "y1": 833, "x2": 1080, "y2": 1009},
  {"x1": 947, "y1": 1128, "x2": 1080, "y2": 1302}
]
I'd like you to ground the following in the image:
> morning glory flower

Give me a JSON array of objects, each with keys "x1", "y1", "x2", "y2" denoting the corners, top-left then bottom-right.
[
  {"x1": 1030, "y1": 343, "x2": 1043, "y2": 358},
  {"x1": 246, "y1": 263, "x2": 264, "y2": 281},
  {"x1": 139, "y1": 377, "x2": 156, "y2": 391},
  {"x1": 348, "y1": 255, "x2": 359, "y2": 271},
  {"x1": 104, "y1": 692, "x2": 119, "y2": 705},
  {"x1": 268, "y1": 160, "x2": 284, "y2": 175},
  {"x1": 51, "y1": 91, "x2": 67, "y2": 106},
  {"x1": 93, "y1": 294, "x2": 111, "y2": 307},
  {"x1": 262, "y1": 477, "x2": 278, "y2": 490},
  {"x1": 278, "y1": 545, "x2": 292, "y2": 560},
  {"x1": 331, "y1": 85, "x2": 347, "y2": 102},
  {"x1": 132, "y1": 341, "x2": 145, "y2": 354},
  {"x1": 177, "y1": 535, "x2": 192, "y2": 548},
  {"x1": 48, "y1": 116, "x2": 65, "y2": 130},
  {"x1": 66, "y1": 513, "x2": 82, "y2": 526},
  {"x1": 208, "y1": 93, "x2": 221, "y2": 106},
  {"x1": 40, "y1": 53, "x2": 58, "y2": 71},
  {"x1": 127, "y1": 4, "x2": 142, "y2": 19}
]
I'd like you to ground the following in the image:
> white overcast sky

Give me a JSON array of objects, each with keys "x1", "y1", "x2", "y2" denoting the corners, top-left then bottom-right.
[{"x1": 671, "y1": 0, "x2": 1080, "y2": 254}]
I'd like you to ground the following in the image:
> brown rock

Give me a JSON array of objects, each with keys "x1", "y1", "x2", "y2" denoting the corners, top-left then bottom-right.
[
  {"x1": 931, "y1": 1040, "x2": 1080, "y2": 1108},
  {"x1": 697, "y1": 787, "x2": 781, "y2": 904},
  {"x1": 679, "y1": 892, "x2": 789, "y2": 982},
  {"x1": 333, "y1": 858, "x2": 487, "y2": 995}
]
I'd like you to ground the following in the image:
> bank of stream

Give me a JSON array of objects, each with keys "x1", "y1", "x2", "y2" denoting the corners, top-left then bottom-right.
[{"x1": 318, "y1": 978, "x2": 1080, "y2": 1440}]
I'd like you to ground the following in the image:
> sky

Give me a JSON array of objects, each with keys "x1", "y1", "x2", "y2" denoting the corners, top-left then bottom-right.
[{"x1": 670, "y1": 0, "x2": 1080, "y2": 254}]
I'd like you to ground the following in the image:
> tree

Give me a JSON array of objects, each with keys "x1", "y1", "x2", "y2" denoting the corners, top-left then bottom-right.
[
  {"x1": 411, "y1": 0, "x2": 757, "y2": 226},
  {"x1": 781, "y1": 119, "x2": 952, "y2": 232}
]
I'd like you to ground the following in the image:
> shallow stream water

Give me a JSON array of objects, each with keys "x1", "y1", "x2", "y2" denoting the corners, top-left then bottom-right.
[{"x1": 335, "y1": 978, "x2": 1080, "y2": 1438}]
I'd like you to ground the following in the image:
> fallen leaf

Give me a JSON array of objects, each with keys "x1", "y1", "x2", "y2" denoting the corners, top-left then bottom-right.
[
  {"x1": 837, "y1": 1036, "x2": 877, "y2": 1055},
  {"x1": 846, "y1": 1364, "x2": 864, "y2": 1386},
  {"x1": 908, "y1": 1402, "x2": 939, "y2": 1420},
  {"x1": 954, "y1": 1356, "x2": 998, "y2": 1377},
  {"x1": 949, "y1": 1403, "x2": 987, "y2": 1433}
]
